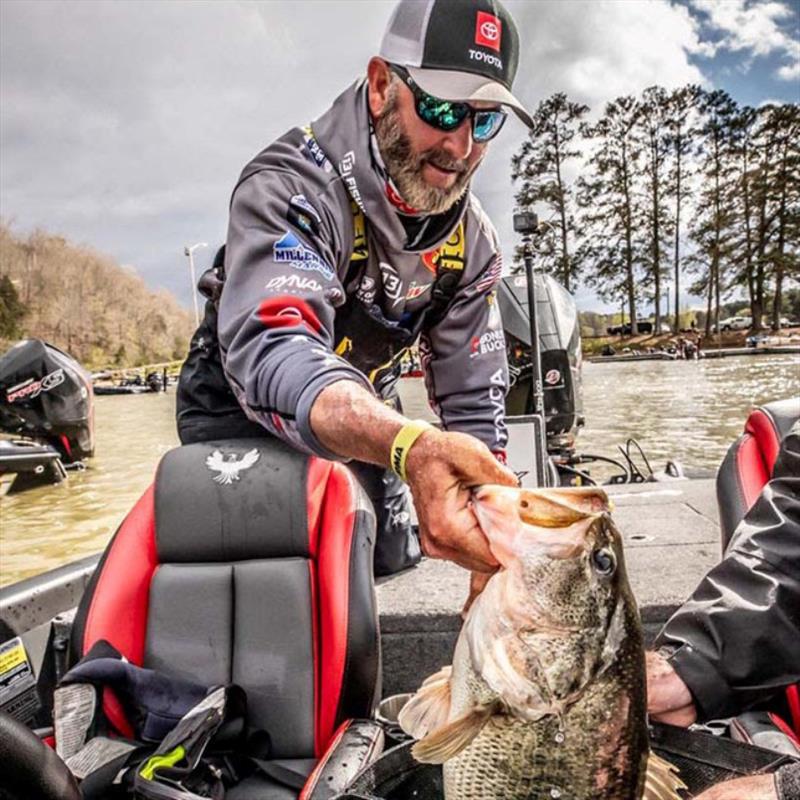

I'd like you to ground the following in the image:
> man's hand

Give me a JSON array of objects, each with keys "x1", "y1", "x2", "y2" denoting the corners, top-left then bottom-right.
[
  {"x1": 646, "y1": 650, "x2": 697, "y2": 727},
  {"x1": 404, "y1": 428, "x2": 518, "y2": 572},
  {"x1": 693, "y1": 774, "x2": 777, "y2": 800},
  {"x1": 310, "y1": 380, "x2": 518, "y2": 572}
]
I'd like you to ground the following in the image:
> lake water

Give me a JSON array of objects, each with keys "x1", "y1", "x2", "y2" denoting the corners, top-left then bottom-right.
[{"x1": 1, "y1": 353, "x2": 797, "y2": 586}]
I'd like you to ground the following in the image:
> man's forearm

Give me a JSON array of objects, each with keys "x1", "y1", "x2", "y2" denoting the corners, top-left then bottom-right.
[{"x1": 309, "y1": 379, "x2": 410, "y2": 466}]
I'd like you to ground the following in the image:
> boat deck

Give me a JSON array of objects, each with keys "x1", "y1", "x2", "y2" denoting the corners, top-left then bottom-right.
[
  {"x1": 378, "y1": 478, "x2": 722, "y2": 695},
  {"x1": 1, "y1": 479, "x2": 724, "y2": 700}
]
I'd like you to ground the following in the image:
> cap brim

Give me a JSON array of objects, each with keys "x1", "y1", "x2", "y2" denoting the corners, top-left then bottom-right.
[{"x1": 406, "y1": 66, "x2": 534, "y2": 129}]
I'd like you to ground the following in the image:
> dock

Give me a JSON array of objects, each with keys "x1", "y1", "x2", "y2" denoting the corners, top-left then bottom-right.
[{"x1": 589, "y1": 345, "x2": 799, "y2": 363}]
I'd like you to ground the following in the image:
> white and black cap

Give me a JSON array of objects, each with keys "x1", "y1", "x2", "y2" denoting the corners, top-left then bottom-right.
[{"x1": 379, "y1": 0, "x2": 533, "y2": 128}]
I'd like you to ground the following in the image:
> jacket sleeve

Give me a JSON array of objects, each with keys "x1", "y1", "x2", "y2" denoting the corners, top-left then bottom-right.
[
  {"x1": 655, "y1": 421, "x2": 800, "y2": 721},
  {"x1": 218, "y1": 169, "x2": 373, "y2": 459},
  {"x1": 420, "y1": 248, "x2": 508, "y2": 454}
]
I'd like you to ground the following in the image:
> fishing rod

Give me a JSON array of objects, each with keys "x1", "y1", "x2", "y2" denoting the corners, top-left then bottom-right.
[{"x1": 513, "y1": 211, "x2": 550, "y2": 487}]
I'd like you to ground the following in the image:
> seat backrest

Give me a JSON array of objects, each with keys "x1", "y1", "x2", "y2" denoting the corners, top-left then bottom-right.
[
  {"x1": 70, "y1": 438, "x2": 380, "y2": 759},
  {"x1": 716, "y1": 398, "x2": 800, "y2": 549}
]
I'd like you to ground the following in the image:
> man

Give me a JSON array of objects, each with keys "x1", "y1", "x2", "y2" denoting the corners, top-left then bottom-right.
[
  {"x1": 177, "y1": 0, "x2": 532, "y2": 576},
  {"x1": 647, "y1": 421, "x2": 800, "y2": 799}
]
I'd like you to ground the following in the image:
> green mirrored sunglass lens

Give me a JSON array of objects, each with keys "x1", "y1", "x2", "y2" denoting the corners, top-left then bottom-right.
[{"x1": 419, "y1": 98, "x2": 467, "y2": 131}]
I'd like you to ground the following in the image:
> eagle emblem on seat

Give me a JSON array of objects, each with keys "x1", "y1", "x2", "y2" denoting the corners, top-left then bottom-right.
[{"x1": 205, "y1": 448, "x2": 260, "y2": 485}]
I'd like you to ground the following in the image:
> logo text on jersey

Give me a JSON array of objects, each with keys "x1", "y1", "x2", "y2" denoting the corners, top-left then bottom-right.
[
  {"x1": 339, "y1": 151, "x2": 365, "y2": 212},
  {"x1": 470, "y1": 329, "x2": 505, "y2": 358},
  {"x1": 265, "y1": 274, "x2": 322, "y2": 294},
  {"x1": 379, "y1": 262, "x2": 404, "y2": 307},
  {"x1": 273, "y1": 231, "x2": 334, "y2": 280}
]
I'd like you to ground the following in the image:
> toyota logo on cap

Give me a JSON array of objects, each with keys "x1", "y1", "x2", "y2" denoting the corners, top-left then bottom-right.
[
  {"x1": 475, "y1": 10, "x2": 502, "y2": 51},
  {"x1": 480, "y1": 21, "x2": 499, "y2": 41}
]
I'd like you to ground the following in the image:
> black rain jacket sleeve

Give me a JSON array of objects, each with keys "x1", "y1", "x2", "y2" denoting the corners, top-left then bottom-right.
[{"x1": 655, "y1": 421, "x2": 800, "y2": 721}]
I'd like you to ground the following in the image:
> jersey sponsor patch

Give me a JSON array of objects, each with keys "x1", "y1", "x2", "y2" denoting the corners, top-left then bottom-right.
[
  {"x1": 265, "y1": 274, "x2": 323, "y2": 294},
  {"x1": 406, "y1": 281, "x2": 431, "y2": 301},
  {"x1": 470, "y1": 329, "x2": 505, "y2": 358},
  {"x1": 288, "y1": 194, "x2": 322, "y2": 236},
  {"x1": 379, "y1": 262, "x2": 404, "y2": 307},
  {"x1": 258, "y1": 296, "x2": 323, "y2": 334},
  {"x1": 273, "y1": 231, "x2": 334, "y2": 280},
  {"x1": 302, "y1": 128, "x2": 332, "y2": 172},
  {"x1": 473, "y1": 253, "x2": 503, "y2": 294}
]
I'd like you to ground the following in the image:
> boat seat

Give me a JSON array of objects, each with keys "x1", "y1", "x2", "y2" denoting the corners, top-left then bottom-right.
[
  {"x1": 716, "y1": 398, "x2": 799, "y2": 550},
  {"x1": 68, "y1": 437, "x2": 382, "y2": 798},
  {"x1": 715, "y1": 398, "x2": 800, "y2": 745}
]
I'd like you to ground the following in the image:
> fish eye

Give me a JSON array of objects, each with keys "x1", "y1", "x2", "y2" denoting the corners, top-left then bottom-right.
[{"x1": 591, "y1": 548, "x2": 616, "y2": 577}]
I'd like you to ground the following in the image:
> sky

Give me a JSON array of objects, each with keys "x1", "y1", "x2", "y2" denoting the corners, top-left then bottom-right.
[{"x1": 1, "y1": 0, "x2": 798, "y2": 315}]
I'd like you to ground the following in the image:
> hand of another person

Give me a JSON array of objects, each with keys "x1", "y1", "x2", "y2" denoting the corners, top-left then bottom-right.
[
  {"x1": 405, "y1": 428, "x2": 518, "y2": 573},
  {"x1": 646, "y1": 650, "x2": 697, "y2": 727},
  {"x1": 692, "y1": 774, "x2": 777, "y2": 800}
]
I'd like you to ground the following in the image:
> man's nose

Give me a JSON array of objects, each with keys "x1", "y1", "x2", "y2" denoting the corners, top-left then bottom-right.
[{"x1": 441, "y1": 119, "x2": 473, "y2": 160}]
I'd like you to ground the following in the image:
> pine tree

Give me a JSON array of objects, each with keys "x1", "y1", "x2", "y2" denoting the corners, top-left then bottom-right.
[
  {"x1": 727, "y1": 105, "x2": 760, "y2": 326},
  {"x1": 636, "y1": 86, "x2": 675, "y2": 333},
  {"x1": 689, "y1": 90, "x2": 739, "y2": 336},
  {"x1": 577, "y1": 96, "x2": 645, "y2": 332},
  {"x1": 762, "y1": 104, "x2": 800, "y2": 329},
  {"x1": 664, "y1": 85, "x2": 701, "y2": 332},
  {"x1": 510, "y1": 93, "x2": 589, "y2": 291}
]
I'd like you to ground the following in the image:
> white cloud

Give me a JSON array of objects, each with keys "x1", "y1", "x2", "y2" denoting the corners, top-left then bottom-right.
[
  {"x1": 0, "y1": 0, "x2": 719, "y2": 311},
  {"x1": 477, "y1": 0, "x2": 707, "y2": 288},
  {"x1": 691, "y1": 0, "x2": 800, "y2": 81}
]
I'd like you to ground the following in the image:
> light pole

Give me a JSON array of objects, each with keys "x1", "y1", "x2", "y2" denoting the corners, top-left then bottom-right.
[{"x1": 183, "y1": 242, "x2": 208, "y2": 326}]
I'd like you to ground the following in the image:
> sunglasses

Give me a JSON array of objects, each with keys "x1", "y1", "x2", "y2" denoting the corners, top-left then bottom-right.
[{"x1": 389, "y1": 64, "x2": 507, "y2": 143}]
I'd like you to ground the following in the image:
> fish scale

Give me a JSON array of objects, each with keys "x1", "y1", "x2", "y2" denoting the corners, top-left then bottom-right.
[{"x1": 399, "y1": 485, "x2": 684, "y2": 800}]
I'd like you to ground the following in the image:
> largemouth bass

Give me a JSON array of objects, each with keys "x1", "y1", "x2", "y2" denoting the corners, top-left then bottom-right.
[{"x1": 399, "y1": 485, "x2": 684, "y2": 800}]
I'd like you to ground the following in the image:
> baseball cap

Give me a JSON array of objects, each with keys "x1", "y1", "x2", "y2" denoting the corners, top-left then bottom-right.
[{"x1": 379, "y1": 0, "x2": 533, "y2": 128}]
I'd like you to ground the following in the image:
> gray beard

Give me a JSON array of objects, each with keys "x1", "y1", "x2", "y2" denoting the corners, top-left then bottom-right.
[{"x1": 374, "y1": 93, "x2": 480, "y2": 215}]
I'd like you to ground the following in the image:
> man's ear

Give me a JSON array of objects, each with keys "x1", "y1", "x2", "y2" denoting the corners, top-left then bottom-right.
[{"x1": 367, "y1": 57, "x2": 392, "y2": 118}]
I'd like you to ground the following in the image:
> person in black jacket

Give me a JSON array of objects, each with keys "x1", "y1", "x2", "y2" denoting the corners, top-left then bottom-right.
[{"x1": 647, "y1": 420, "x2": 800, "y2": 799}]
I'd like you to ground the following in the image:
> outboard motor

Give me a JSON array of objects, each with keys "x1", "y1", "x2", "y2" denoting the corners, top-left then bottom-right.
[
  {"x1": 498, "y1": 274, "x2": 583, "y2": 455},
  {"x1": 0, "y1": 339, "x2": 94, "y2": 463}
]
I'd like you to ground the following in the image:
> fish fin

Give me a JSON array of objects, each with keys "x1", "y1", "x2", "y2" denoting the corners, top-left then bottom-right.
[
  {"x1": 410, "y1": 704, "x2": 496, "y2": 764},
  {"x1": 398, "y1": 666, "x2": 453, "y2": 740},
  {"x1": 422, "y1": 664, "x2": 452, "y2": 687},
  {"x1": 642, "y1": 751, "x2": 687, "y2": 800}
]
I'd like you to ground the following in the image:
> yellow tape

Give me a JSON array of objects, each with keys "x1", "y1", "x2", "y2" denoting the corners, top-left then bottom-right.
[
  {"x1": 139, "y1": 745, "x2": 186, "y2": 781},
  {"x1": 390, "y1": 420, "x2": 433, "y2": 482}
]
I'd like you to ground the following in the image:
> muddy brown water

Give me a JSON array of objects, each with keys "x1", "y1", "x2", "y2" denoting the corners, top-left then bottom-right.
[{"x1": 1, "y1": 354, "x2": 796, "y2": 586}]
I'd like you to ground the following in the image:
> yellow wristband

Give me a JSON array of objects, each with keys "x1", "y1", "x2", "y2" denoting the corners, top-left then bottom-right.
[{"x1": 390, "y1": 420, "x2": 433, "y2": 482}]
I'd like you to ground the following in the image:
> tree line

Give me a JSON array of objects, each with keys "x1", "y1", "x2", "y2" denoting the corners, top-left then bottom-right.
[
  {"x1": 512, "y1": 86, "x2": 799, "y2": 335},
  {"x1": 0, "y1": 221, "x2": 195, "y2": 368}
]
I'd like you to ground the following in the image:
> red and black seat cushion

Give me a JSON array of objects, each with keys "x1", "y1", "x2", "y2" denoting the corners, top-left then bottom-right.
[
  {"x1": 716, "y1": 398, "x2": 800, "y2": 548},
  {"x1": 69, "y1": 437, "x2": 380, "y2": 796}
]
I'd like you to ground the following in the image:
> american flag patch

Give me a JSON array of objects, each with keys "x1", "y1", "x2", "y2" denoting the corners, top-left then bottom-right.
[{"x1": 474, "y1": 254, "x2": 503, "y2": 293}]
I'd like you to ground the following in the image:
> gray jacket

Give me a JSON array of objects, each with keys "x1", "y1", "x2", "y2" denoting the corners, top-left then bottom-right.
[{"x1": 218, "y1": 81, "x2": 508, "y2": 460}]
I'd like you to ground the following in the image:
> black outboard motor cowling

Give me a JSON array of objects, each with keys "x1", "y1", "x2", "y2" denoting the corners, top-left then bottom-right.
[
  {"x1": 0, "y1": 339, "x2": 94, "y2": 462},
  {"x1": 498, "y1": 274, "x2": 583, "y2": 454}
]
